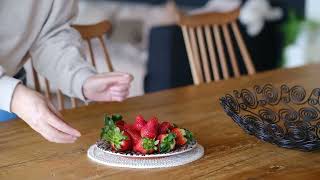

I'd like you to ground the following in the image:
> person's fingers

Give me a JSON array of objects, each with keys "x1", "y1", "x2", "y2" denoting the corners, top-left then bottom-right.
[
  {"x1": 110, "y1": 84, "x2": 130, "y2": 92},
  {"x1": 107, "y1": 72, "x2": 134, "y2": 81},
  {"x1": 124, "y1": 91, "x2": 130, "y2": 98},
  {"x1": 111, "y1": 91, "x2": 129, "y2": 97},
  {"x1": 111, "y1": 96, "x2": 125, "y2": 102},
  {"x1": 40, "y1": 123, "x2": 77, "y2": 143},
  {"x1": 46, "y1": 104, "x2": 81, "y2": 137},
  {"x1": 118, "y1": 77, "x2": 133, "y2": 85},
  {"x1": 98, "y1": 77, "x2": 128, "y2": 89},
  {"x1": 111, "y1": 91, "x2": 129, "y2": 101},
  {"x1": 47, "y1": 102, "x2": 64, "y2": 119},
  {"x1": 104, "y1": 72, "x2": 130, "y2": 77},
  {"x1": 102, "y1": 73, "x2": 133, "y2": 85}
]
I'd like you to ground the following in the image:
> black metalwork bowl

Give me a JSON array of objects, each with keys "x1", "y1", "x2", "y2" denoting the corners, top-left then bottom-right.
[{"x1": 220, "y1": 84, "x2": 320, "y2": 151}]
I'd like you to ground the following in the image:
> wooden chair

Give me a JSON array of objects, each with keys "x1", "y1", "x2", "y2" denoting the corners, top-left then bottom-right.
[
  {"x1": 178, "y1": 8, "x2": 256, "y2": 85},
  {"x1": 31, "y1": 20, "x2": 114, "y2": 110}
]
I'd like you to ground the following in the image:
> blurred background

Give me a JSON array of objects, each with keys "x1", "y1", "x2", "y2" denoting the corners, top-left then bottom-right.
[
  {"x1": 2, "y1": 0, "x2": 320, "y2": 121},
  {"x1": 25, "y1": 0, "x2": 320, "y2": 96}
]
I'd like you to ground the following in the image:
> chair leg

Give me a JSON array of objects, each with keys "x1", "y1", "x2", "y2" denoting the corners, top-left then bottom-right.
[
  {"x1": 44, "y1": 79, "x2": 52, "y2": 101},
  {"x1": 196, "y1": 27, "x2": 211, "y2": 82},
  {"x1": 213, "y1": 25, "x2": 229, "y2": 79},
  {"x1": 31, "y1": 61, "x2": 41, "y2": 92},
  {"x1": 222, "y1": 24, "x2": 240, "y2": 77},
  {"x1": 231, "y1": 22, "x2": 255, "y2": 75},
  {"x1": 98, "y1": 36, "x2": 114, "y2": 72},
  {"x1": 57, "y1": 90, "x2": 65, "y2": 111},
  {"x1": 189, "y1": 27, "x2": 204, "y2": 84},
  {"x1": 181, "y1": 26, "x2": 201, "y2": 85},
  {"x1": 86, "y1": 39, "x2": 96, "y2": 68},
  {"x1": 71, "y1": 98, "x2": 77, "y2": 109},
  {"x1": 204, "y1": 26, "x2": 220, "y2": 81}
]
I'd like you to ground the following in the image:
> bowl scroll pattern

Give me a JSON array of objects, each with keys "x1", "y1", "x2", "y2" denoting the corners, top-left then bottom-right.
[{"x1": 220, "y1": 84, "x2": 320, "y2": 151}]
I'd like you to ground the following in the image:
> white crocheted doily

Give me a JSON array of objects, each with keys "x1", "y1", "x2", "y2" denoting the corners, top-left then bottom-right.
[{"x1": 87, "y1": 144, "x2": 204, "y2": 169}]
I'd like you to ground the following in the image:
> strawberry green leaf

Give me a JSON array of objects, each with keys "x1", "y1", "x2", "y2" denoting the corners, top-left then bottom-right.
[
  {"x1": 104, "y1": 115, "x2": 111, "y2": 125},
  {"x1": 154, "y1": 140, "x2": 160, "y2": 145},
  {"x1": 142, "y1": 138, "x2": 157, "y2": 150},
  {"x1": 101, "y1": 115, "x2": 128, "y2": 150},
  {"x1": 159, "y1": 133, "x2": 176, "y2": 153},
  {"x1": 112, "y1": 114, "x2": 123, "y2": 122},
  {"x1": 184, "y1": 129, "x2": 194, "y2": 143},
  {"x1": 105, "y1": 127, "x2": 127, "y2": 150},
  {"x1": 166, "y1": 133, "x2": 176, "y2": 141},
  {"x1": 100, "y1": 127, "x2": 107, "y2": 138}
]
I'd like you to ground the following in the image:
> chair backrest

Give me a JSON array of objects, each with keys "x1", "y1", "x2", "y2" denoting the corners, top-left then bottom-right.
[
  {"x1": 72, "y1": 20, "x2": 114, "y2": 72},
  {"x1": 179, "y1": 8, "x2": 255, "y2": 85},
  {"x1": 31, "y1": 20, "x2": 114, "y2": 110}
]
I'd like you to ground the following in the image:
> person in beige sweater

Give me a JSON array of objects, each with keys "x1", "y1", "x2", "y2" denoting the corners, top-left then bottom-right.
[{"x1": 0, "y1": 0, "x2": 133, "y2": 143}]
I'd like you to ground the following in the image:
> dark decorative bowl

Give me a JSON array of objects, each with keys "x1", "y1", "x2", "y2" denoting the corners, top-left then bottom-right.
[{"x1": 220, "y1": 84, "x2": 320, "y2": 151}]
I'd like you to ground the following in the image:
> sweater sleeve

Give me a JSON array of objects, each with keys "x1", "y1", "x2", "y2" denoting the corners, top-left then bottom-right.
[
  {"x1": 29, "y1": 0, "x2": 96, "y2": 101},
  {"x1": 0, "y1": 66, "x2": 21, "y2": 112}
]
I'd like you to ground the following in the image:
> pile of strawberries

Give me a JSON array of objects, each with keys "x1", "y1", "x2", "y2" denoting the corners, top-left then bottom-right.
[{"x1": 100, "y1": 114, "x2": 194, "y2": 154}]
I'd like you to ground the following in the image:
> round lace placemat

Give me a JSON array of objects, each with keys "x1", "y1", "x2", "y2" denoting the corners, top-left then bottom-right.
[{"x1": 87, "y1": 144, "x2": 204, "y2": 169}]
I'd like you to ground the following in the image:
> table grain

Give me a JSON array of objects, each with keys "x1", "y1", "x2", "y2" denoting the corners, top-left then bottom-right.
[{"x1": 1, "y1": 64, "x2": 320, "y2": 180}]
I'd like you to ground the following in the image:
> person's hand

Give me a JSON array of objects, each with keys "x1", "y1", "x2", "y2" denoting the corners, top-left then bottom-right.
[
  {"x1": 83, "y1": 72, "x2": 133, "y2": 102},
  {"x1": 11, "y1": 84, "x2": 81, "y2": 143}
]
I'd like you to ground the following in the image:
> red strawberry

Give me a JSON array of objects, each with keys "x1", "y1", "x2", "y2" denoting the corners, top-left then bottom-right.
[
  {"x1": 101, "y1": 114, "x2": 132, "y2": 152},
  {"x1": 123, "y1": 123, "x2": 133, "y2": 131},
  {"x1": 157, "y1": 133, "x2": 176, "y2": 153},
  {"x1": 141, "y1": 118, "x2": 159, "y2": 139},
  {"x1": 125, "y1": 128, "x2": 141, "y2": 145},
  {"x1": 115, "y1": 120, "x2": 125, "y2": 130},
  {"x1": 133, "y1": 138, "x2": 159, "y2": 154},
  {"x1": 171, "y1": 128, "x2": 194, "y2": 146},
  {"x1": 110, "y1": 131, "x2": 132, "y2": 152},
  {"x1": 159, "y1": 121, "x2": 174, "y2": 134},
  {"x1": 148, "y1": 117, "x2": 159, "y2": 128},
  {"x1": 133, "y1": 115, "x2": 147, "y2": 132}
]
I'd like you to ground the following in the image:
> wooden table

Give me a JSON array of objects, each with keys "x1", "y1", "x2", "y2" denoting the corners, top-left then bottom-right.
[{"x1": 2, "y1": 64, "x2": 320, "y2": 179}]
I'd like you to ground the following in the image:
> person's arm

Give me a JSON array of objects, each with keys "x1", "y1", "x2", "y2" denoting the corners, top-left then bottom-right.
[
  {"x1": 29, "y1": 0, "x2": 96, "y2": 100},
  {"x1": 30, "y1": 0, "x2": 133, "y2": 102},
  {"x1": 7, "y1": 0, "x2": 132, "y2": 144}
]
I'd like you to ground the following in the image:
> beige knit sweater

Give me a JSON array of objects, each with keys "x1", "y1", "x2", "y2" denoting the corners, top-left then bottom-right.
[{"x1": 0, "y1": 0, "x2": 97, "y2": 112}]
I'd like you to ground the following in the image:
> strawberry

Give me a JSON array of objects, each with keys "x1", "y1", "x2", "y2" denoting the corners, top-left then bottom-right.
[
  {"x1": 141, "y1": 117, "x2": 159, "y2": 139},
  {"x1": 159, "y1": 121, "x2": 174, "y2": 134},
  {"x1": 101, "y1": 114, "x2": 132, "y2": 152},
  {"x1": 171, "y1": 128, "x2": 194, "y2": 146},
  {"x1": 157, "y1": 133, "x2": 176, "y2": 153},
  {"x1": 125, "y1": 127, "x2": 141, "y2": 145},
  {"x1": 110, "y1": 131, "x2": 132, "y2": 152},
  {"x1": 148, "y1": 117, "x2": 160, "y2": 128},
  {"x1": 104, "y1": 114, "x2": 125, "y2": 130},
  {"x1": 133, "y1": 138, "x2": 159, "y2": 154},
  {"x1": 133, "y1": 115, "x2": 146, "y2": 132},
  {"x1": 115, "y1": 120, "x2": 125, "y2": 130},
  {"x1": 123, "y1": 123, "x2": 133, "y2": 131}
]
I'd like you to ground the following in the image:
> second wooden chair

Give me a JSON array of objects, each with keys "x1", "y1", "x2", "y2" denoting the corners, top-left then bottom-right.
[{"x1": 179, "y1": 8, "x2": 256, "y2": 85}]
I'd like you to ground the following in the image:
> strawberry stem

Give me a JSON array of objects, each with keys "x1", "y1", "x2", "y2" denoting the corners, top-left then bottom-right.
[
  {"x1": 184, "y1": 129, "x2": 194, "y2": 143},
  {"x1": 101, "y1": 114, "x2": 127, "y2": 150},
  {"x1": 159, "y1": 133, "x2": 176, "y2": 153},
  {"x1": 142, "y1": 138, "x2": 158, "y2": 150},
  {"x1": 112, "y1": 114, "x2": 123, "y2": 122}
]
